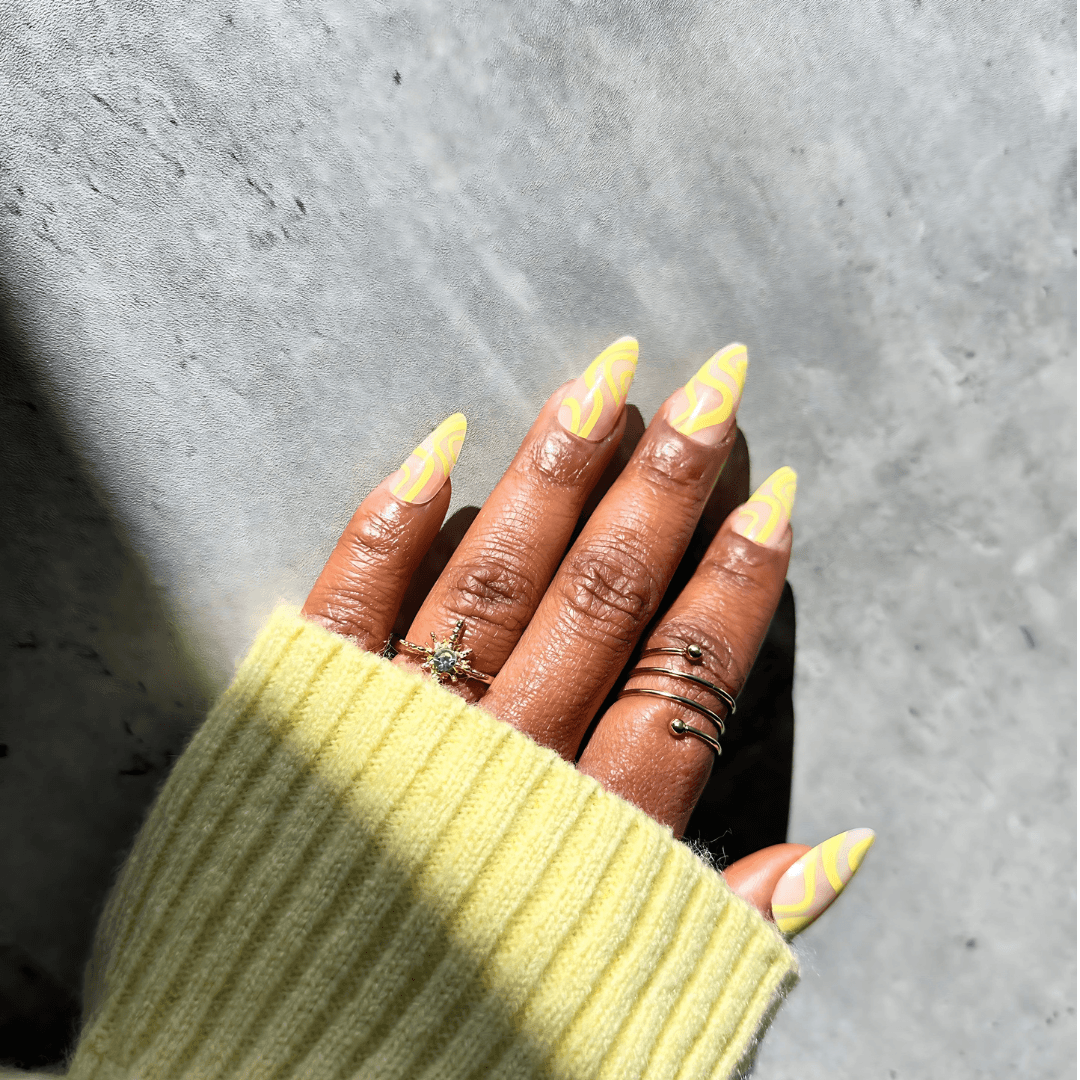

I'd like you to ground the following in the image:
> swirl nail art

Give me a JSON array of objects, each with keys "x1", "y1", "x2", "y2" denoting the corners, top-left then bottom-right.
[
  {"x1": 666, "y1": 343, "x2": 748, "y2": 445},
  {"x1": 770, "y1": 828, "x2": 876, "y2": 936},
  {"x1": 389, "y1": 413, "x2": 467, "y2": 504},
  {"x1": 730, "y1": 466, "x2": 797, "y2": 548},
  {"x1": 558, "y1": 336, "x2": 639, "y2": 441}
]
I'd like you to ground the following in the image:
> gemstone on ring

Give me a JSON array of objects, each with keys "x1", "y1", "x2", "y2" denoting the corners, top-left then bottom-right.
[{"x1": 432, "y1": 644, "x2": 460, "y2": 675}]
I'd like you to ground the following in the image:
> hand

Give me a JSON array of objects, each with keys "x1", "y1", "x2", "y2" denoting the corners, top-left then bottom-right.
[{"x1": 303, "y1": 337, "x2": 871, "y2": 934}]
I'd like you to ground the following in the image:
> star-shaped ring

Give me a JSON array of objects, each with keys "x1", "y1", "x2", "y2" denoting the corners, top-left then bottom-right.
[{"x1": 391, "y1": 619, "x2": 496, "y2": 685}]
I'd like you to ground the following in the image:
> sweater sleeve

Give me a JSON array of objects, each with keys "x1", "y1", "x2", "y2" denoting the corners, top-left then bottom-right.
[{"x1": 67, "y1": 608, "x2": 797, "y2": 1080}]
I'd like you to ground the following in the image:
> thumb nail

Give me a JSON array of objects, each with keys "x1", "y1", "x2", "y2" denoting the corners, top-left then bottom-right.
[{"x1": 770, "y1": 828, "x2": 875, "y2": 937}]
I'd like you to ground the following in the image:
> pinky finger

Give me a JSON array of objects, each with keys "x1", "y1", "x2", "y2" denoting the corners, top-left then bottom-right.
[
  {"x1": 577, "y1": 467, "x2": 796, "y2": 833},
  {"x1": 301, "y1": 414, "x2": 466, "y2": 652}
]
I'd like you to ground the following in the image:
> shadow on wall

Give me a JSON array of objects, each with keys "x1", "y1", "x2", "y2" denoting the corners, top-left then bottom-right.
[
  {"x1": 0, "y1": 283, "x2": 215, "y2": 1069},
  {"x1": 0, "y1": 281, "x2": 795, "y2": 1070}
]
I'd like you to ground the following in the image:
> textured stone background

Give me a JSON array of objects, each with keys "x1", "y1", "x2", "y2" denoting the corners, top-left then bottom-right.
[{"x1": 0, "y1": 0, "x2": 1075, "y2": 1076}]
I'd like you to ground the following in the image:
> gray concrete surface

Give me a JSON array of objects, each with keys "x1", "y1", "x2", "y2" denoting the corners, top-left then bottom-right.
[{"x1": 1, "y1": 0, "x2": 1075, "y2": 1076}]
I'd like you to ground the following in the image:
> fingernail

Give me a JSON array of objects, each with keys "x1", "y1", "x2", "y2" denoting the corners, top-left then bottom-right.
[
  {"x1": 388, "y1": 413, "x2": 467, "y2": 504},
  {"x1": 664, "y1": 342, "x2": 748, "y2": 445},
  {"x1": 770, "y1": 828, "x2": 876, "y2": 936},
  {"x1": 730, "y1": 466, "x2": 797, "y2": 548},
  {"x1": 558, "y1": 335, "x2": 638, "y2": 441}
]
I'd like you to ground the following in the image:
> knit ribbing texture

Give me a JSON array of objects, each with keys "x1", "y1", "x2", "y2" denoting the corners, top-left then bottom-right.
[{"x1": 68, "y1": 609, "x2": 797, "y2": 1080}]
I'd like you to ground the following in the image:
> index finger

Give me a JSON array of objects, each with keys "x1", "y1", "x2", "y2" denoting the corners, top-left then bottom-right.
[{"x1": 301, "y1": 415, "x2": 464, "y2": 651}]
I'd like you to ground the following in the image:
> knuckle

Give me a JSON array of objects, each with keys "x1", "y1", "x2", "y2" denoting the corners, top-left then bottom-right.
[
  {"x1": 443, "y1": 548, "x2": 539, "y2": 634},
  {"x1": 633, "y1": 436, "x2": 712, "y2": 495},
  {"x1": 705, "y1": 536, "x2": 779, "y2": 581},
  {"x1": 527, "y1": 429, "x2": 594, "y2": 489},
  {"x1": 342, "y1": 507, "x2": 405, "y2": 570},
  {"x1": 558, "y1": 537, "x2": 662, "y2": 638}
]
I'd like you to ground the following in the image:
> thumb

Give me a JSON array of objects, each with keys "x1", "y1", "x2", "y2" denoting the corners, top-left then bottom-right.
[
  {"x1": 722, "y1": 829, "x2": 876, "y2": 936},
  {"x1": 722, "y1": 843, "x2": 810, "y2": 920}
]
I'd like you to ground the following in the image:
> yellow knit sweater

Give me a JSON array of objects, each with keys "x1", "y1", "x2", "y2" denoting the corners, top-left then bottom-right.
[{"x1": 44, "y1": 609, "x2": 797, "y2": 1079}]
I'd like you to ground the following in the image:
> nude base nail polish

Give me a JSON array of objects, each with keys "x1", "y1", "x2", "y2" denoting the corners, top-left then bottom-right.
[{"x1": 770, "y1": 828, "x2": 876, "y2": 936}]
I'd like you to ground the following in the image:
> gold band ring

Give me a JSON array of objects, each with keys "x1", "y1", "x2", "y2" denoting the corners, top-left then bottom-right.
[
  {"x1": 616, "y1": 686, "x2": 724, "y2": 756},
  {"x1": 625, "y1": 666, "x2": 736, "y2": 722},
  {"x1": 637, "y1": 644, "x2": 736, "y2": 715},
  {"x1": 617, "y1": 686, "x2": 727, "y2": 740}
]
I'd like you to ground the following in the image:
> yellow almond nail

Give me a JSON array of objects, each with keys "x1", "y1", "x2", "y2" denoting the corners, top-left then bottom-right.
[
  {"x1": 557, "y1": 336, "x2": 638, "y2": 441},
  {"x1": 771, "y1": 828, "x2": 876, "y2": 936},
  {"x1": 389, "y1": 413, "x2": 467, "y2": 504},
  {"x1": 668, "y1": 343, "x2": 748, "y2": 445},
  {"x1": 730, "y1": 466, "x2": 796, "y2": 548}
]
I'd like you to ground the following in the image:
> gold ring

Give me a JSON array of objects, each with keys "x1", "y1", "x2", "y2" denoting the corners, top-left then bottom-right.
[
  {"x1": 637, "y1": 644, "x2": 737, "y2": 716},
  {"x1": 617, "y1": 686, "x2": 727, "y2": 741},
  {"x1": 391, "y1": 619, "x2": 495, "y2": 685}
]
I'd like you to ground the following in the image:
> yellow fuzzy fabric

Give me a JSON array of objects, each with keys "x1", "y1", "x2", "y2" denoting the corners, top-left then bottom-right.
[{"x1": 62, "y1": 609, "x2": 796, "y2": 1079}]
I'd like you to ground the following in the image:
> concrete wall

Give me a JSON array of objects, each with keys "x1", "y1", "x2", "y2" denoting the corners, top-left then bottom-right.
[{"x1": 1, "y1": 1, "x2": 1074, "y2": 1075}]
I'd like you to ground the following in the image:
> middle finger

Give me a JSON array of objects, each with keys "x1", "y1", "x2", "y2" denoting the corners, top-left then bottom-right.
[
  {"x1": 396, "y1": 336, "x2": 638, "y2": 698},
  {"x1": 484, "y1": 343, "x2": 748, "y2": 757}
]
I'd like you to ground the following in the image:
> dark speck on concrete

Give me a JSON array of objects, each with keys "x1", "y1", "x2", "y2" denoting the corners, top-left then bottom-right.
[
  {"x1": 1020, "y1": 626, "x2": 1036, "y2": 648},
  {"x1": 294, "y1": 196, "x2": 306, "y2": 213},
  {"x1": 119, "y1": 753, "x2": 155, "y2": 777},
  {"x1": 249, "y1": 229, "x2": 277, "y2": 250},
  {"x1": 393, "y1": 70, "x2": 402, "y2": 84},
  {"x1": 966, "y1": 938, "x2": 977, "y2": 949}
]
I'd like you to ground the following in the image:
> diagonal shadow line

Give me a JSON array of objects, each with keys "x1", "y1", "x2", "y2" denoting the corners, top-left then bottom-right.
[{"x1": 0, "y1": 267, "x2": 214, "y2": 1069}]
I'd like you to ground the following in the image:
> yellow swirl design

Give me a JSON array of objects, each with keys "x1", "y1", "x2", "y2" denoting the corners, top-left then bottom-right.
[
  {"x1": 732, "y1": 466, "x2": 797, "y2": 546},
  {"x1": 772, "y1": 828, "x2": 875, "y2": 936},
  {"x1": 671, "y1": 343, "x2": 748, "y2": 437},
  {"x1": 847, "y1": 831, "x2": 876, "y2": 872},
  {"x1": 391, "y1": 413, "x2": 467, "y2": 503},
  {"x1": 560, "y1": 336, "x2": 638, "y2": 439},
  {"x1": 771, "y1": 857, "x2": 819, "y2": 929}
]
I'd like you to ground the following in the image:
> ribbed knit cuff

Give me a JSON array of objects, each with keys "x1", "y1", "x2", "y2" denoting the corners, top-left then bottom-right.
[{"x1": 69, "y1": 609, "x2": 797, "y2": 1080}]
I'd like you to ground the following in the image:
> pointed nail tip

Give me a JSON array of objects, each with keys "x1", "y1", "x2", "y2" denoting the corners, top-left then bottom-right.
[
  {"x1": 603, "y1": 334, "x2": 639, "y2": 359},
  {"x1": 835, "y1": 826, "x2": 875, "y2": 842}
]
